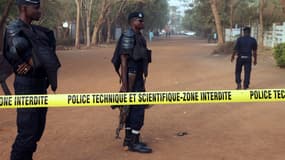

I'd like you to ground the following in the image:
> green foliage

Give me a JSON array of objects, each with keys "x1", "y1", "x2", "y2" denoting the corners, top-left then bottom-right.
[
  {"x1": 182, "y1": 0, "x2": 285, "y2": 36},
  {"x1": 143, "y1": 0, "x2": 169, "y2": 30},
  {"x1": 182, "y1": 0, "x2": 214, "y2": 36},
  {"x1": 274, "y1": 43, "x2": 285, "y2": 67},
  {"x1": 263, "y1": 0, "x2": 285, "y2": 29},
  {"x1": 38, "y1": 0, "x2": 67, "y2": 29},
  {"x1": 0, "y1": 0, "x2": 67, "y2": 29},
  {"x1": 122, "y1": 0, "x2": 169, "y2": 31},
  {"x1": 233, "y1": 0, "x2": 258, "y2": 26},
  {"x1": 0, "y1": 0, "x2": 18, "y2": 23}
]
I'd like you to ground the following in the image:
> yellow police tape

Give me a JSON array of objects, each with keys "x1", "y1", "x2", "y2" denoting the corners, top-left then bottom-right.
[{"x1": 0, "y1": 89, "x2": 285, "y2": 109}]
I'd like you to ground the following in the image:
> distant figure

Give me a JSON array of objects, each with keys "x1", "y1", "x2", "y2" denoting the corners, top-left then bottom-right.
[
  {"x1": 207, "y1": 33, "x2": 212, "y2": 43},
  {"x1": 165, "y1": 25, "x2": 170, "y2": 39},
  {"x1": 231, "y1": 27, "x2": 257, "y2": 89},
  {"x1": 149, "y1": 31, "x2": 154, "y2": 42},
  {"x1": 213, "y1": 32, "x2": 217, "y2": 42}
]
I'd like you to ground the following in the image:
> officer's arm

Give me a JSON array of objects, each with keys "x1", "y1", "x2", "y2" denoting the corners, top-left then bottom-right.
[
  {"x1": 252, "y1": 40, "x2": 258, "y2": 65},
  {"x1": 253, "y1": 49, "x2": 257, "y2": 60},
  {"x1": 5, "y1": 28, "x2": 33, "y2": 74},
  {"x1": 231, "y1": 50, "x2": 237, "y2": 60},
  {"x1": 119, "y1": 30, "x2": 135, "y2": 92},
  {"x1": 120, "y1": 54, "x2": 128, "y2": 92},
  {"x1": 5, "y1": 28, "x2": 30, "y2": 62}
]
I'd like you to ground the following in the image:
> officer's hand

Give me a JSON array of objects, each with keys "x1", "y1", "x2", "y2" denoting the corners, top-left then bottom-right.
[
  {"x1": 17, "y1": 63, "x2": 31, "y2": 75},
  {"x1": 28, "y1": 58, "x2": 33, "y2": 66},
  {"x1": 230, "y1": 56, "x2": 235, "y2": 63},
  {"x1": 120, "y1": 85, "x2": 128, "y2": 92},
  {"x1": 253, "y1": 60, "x2": 257, "y2": 65}
]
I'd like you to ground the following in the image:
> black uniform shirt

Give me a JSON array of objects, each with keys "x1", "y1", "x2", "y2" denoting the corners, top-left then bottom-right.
[
  {"x1": 234, "y1": 35, "x2": 257, "y2": 57},
  {"x1": 119, "y1": 30, "x2": 146, "y2": 75},
  {"x1": 5, "y1": 19, "x2": 47, "y2": 78}
]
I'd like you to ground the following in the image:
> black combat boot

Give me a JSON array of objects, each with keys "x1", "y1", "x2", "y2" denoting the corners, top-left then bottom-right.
[
  {"x1": 123, "y1": 129, "x2": 147, "y2": 148},
  {"x1": 236, "y1": 83, "x2": 241, "y2": 90},
  {"x1": 123, "y1": 129, "x2": 132, "y2": 149},
  {"x1": 135, "y1": 133, "x2": 147, "y2": 146},
  {"x1": 128, "y1": 132, "x2": 152, "y2": 153}
]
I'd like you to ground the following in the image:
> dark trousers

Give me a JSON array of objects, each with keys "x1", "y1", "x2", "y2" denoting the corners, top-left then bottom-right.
[
  {"x1": 125, "y1": 73, "x2": 145, "y2": 131},
  {"x1": 235, "y1": 57, "x2": 252, "y2": 88},
  {"x1": 126, "y1": 105, "x2": 145, "y2": 131},
  {"x1": 11, "y1": 76, "x2": 48, "y2": 160}
]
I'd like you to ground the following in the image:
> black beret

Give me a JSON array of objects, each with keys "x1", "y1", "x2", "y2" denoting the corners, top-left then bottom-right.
[
  {"x1": 16, "y1": 0, "x2": 40, "y2": 5},
  {"x1": 128, "y1": 12, "x2": 144, "y2": 22}
]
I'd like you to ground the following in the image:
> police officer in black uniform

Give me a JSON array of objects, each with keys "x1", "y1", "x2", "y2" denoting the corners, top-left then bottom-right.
[
  {"x1": 114, "y1": 12, "x2": 152, "y2": 153},
  {"x1": 3, "y1": 0, "x2": 60, "y2": 159},
  {"x1": 231, "y1": 27, "x2": 257, "y2": 89}
]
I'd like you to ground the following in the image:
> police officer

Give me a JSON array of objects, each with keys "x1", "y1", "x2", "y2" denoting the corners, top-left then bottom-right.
[
  {"x1": 3, "y1": 0, "x2": 60, "y2": 159},
  {"x1": 231, "y1": 27, "x2": 257, "y2": 89},
  {"x1": 115, "y1": 12, "x2": 152, "y2": 153}
]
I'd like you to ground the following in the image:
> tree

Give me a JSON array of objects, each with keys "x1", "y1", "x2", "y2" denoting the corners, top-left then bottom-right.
[
  {"x1": 75, "y1": 0, "x2": 82, "y2": 49},
  {"x1": 227, "y1": 0, "x2": 239, "y2": 41},
  {"x1": 0, "y1": 0, "x2": 14, "y2": 50},
  {"x1": 91, "y1": 0, "x2": 112, "y2": 45},
  {"x1": 57, "y1": 0, "x2": 76, "y2": 44},
  {"x1": 210, "y1": 0, "x2": 224, "y2": 44},
  {"x1": 233, "y1": 0, "x2": 258, "y2": 26},
  {"x1": 120, "y1": 0, "x2": 169, "y2": 31},
  {"x1": 106, "y1": 0, "x2": 127, "y2": 43},
  {"x1": 227, "y1": 0, "x2": 239, "y2": 29},
  {"x1": 1, "y1": 0, "x2": 169, "y2": 48},
  {"x1": 144, "y1": 0, "x2": 169, "y2": 31},
  {"x1": 182, "y1": 0, "x2": 215, "y2": 36},
  {"x1": 82, "y1": 0, "x2": 94, "y2": 47},
  {"x1": 281, "y1": 0, "x2": 285, "y2": 12},
  {"x1": 258, "y1": 0, "x2": 265, "y2": 48},
  {"x1": 90, "y1": 0, "x2": 166, "y2": 45}
]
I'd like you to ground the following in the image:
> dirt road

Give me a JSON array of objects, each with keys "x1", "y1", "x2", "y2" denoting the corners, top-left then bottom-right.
[{"x1": 1, "y1": 37, "x2": 285, "y2": 160}]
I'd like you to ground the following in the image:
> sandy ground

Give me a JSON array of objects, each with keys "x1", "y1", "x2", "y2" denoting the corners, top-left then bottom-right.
[{"x1": 1, "y1": 36, "x2": 285, "y2": 160}]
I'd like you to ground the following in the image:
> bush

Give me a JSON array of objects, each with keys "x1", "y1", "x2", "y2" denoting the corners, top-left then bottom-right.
[
  {"x1": 212, "y1": 42, "x2": 235, "y2": 55},
  {"x1": 274, "y1": 43, "x2": 285, "y2": 67}
]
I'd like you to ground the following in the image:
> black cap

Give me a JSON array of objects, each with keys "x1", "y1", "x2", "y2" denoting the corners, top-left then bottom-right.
[
  {"x1": 16, "y1": 0, "x2": 40, "y2": 5},
  {"x1": 128, "y1": 12, "x2": 144, "y2": 22},
  {"x1": 243, "y1": 27, "x2": 251, "y2": 32}
]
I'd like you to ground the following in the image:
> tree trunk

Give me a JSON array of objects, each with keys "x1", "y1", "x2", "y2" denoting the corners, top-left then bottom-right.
[
  {"x1": 228, "y1": 0, "x2": 239, "y2": 29},
  {"x1": 108, "y1": 0, "x2": 127, "y2": 43},
  {"x1": 86, "y1": 0, "x2": 93, "y2": 47},
  {"x1": 106, "y1": 17, "x2": 112, "y2": 44},
  {"x1": 280, "y1": 0, "x2": 285, "y2": 13},
  {"x1": 210, "y1": 0, "x2": 224, "y2": 45},
  {"x1": 0, "y1": 0, "x2": 14, "y2": 51},
  {"x1": 92, "y1": 25, "x2": 100, "y2": 45},
  {"x1": 230, "y1": 4, "x2": 234, "y2": 41},
  {"x1": 86, "y1": 20, "x2": 91, "y2": 47},
  {"x1": 230, "y1": 4, "x2": 234, "y2": 29},
  {"x1": 258, "y1": 0, "x2": 265, "y2": 48},
  {"x1": 99, "y1": 27, "x2": 103, "y2": 43},
  {"x1": 91, "y1": 20, "x2": 106, "y2": 45},
  {"x1": 91, "y1": 0, "x2": 111, "y2": 45},
  {"x1": 81, "y1": 12, "x2": 86, "y2": 44},
  {"x1": 75, "y1": 0, "x2": 82, "y2": 49}
]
